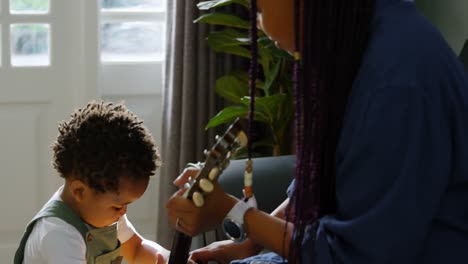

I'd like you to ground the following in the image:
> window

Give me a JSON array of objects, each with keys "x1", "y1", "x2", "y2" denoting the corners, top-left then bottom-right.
[
  {"x1": 100, "y1": 0, "x2": 166, "y2": 63},
  {"x1": 98, "y1": 0, "x2": 166, "y2": 96},
  {"x1": 10, "y1": 23, "x2": 49, "y2": 66},
  {"x1": 2, "y1": 0, "x2": 51, "y2": 67},
  {"x1": 10, "y1": 0, "x2": 49, "y2": 14}
]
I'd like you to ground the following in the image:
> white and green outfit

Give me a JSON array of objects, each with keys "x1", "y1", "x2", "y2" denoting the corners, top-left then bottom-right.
[{"x1": 14, "y1": 187, "x2": 136, "y2": 264}]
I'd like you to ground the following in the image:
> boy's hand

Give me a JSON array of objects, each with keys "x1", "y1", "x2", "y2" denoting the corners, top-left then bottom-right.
[
  {"x1": 122, "y1": 233, "x2": 169, "y2": 264},
  {"x1": 156, "y1": 252, "x2": 165, "y2": 264}
]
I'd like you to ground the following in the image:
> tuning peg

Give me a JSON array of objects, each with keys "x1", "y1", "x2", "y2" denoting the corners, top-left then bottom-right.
[
  {"x1": 193, "y1": 192, "x2": 204, "y2": 207},
  {"x1": 203, "y1": 149, "x2": 209, "y2": 156},
  {"x1": 199, "y1": 178, "x2": 214, "y2": 193},
  {"x1": 208, "y1": 167, "x2": 220, "y2": 181},
  {"x1": 183, "y1": 176, "x2": 195, "y2": 189},
  {"x1": 215, "y1": 134, "x2": 220, "y2": 140},
  {"x1": 237, "y1": 131, "x2": 248, "y2": 147}
]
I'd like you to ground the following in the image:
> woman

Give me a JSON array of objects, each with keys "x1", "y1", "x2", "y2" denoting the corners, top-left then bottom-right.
[{"x1": 167, "y1": 0, "x2": 468, "y2": 263}]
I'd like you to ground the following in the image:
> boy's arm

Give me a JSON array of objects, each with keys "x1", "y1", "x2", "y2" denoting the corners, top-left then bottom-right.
[
  {"x1": 121, "y1": 233, "x2": 169, "y2": 264},
  {"x1": 118, "y1": 215, "x2": 169, "y2": 264}
]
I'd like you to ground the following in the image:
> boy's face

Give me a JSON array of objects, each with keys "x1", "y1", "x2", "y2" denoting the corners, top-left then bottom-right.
[
  {"x1": 76, "y1": 176, "x2": 149, "y2": 228},
  {"x1": 257, "y1": 0, "x2": 296, "y2": 53}
]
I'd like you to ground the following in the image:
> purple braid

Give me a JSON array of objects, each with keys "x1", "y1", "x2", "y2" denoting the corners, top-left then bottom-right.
[
  {"x1": 248, "y1": 0, "x2": 258, "y2": 160},
  {"x1": 283, "y1": 0, "x2": 304, "y2": 258},
  {"x1": 288, "y1": 0, "x2": 376, "y2": 263}
]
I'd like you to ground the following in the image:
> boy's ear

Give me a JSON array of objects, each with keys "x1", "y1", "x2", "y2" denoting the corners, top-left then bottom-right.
[{"x1": 69, "y1": 179, "x2": 87, "y2": 202}]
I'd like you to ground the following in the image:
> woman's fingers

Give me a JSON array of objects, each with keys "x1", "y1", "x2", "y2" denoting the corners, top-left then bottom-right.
[{"x1": 173, "y1": 167, "x2": 200, "y2": 186}]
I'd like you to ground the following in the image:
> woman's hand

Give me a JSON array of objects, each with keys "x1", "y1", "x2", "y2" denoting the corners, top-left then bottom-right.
[
  {"x1": 189, "y1": 239, "x2": 263, "y2": 264},
  {"x1": 166, "y1": 168, "x2": 238, "y2": 236},
  {"x1": 173, "y1": 166, "x2": 200, "y2": 188}
]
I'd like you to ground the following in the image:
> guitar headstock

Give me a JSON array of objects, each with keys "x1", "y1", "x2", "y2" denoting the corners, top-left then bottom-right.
[{"x1": 183, "y1": 118, "x2": 247, "y2": 207}]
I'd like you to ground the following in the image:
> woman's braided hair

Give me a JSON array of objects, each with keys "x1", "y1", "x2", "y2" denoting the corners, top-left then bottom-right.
[
  {"x1": 288, "y1": 0, "x2": 376, "y2": 262},
  {"x1": 249, "y1": 0, "x2": 376, "y2": 262},
  {"x1": 52, "y1": 101, "x2": 161, "y2": 193}
]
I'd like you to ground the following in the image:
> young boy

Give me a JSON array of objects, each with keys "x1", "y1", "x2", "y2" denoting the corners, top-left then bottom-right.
[{"x1": 14, "y1": 101, "x2": 169, "y2": 264}]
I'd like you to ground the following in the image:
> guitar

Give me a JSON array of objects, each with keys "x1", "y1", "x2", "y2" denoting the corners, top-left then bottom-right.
[{"x1": 168, "y1": 118, "x2": 247, "y2": 264}]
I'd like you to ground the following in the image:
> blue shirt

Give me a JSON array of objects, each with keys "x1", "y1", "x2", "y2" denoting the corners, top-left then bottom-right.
[
  {"x1": 229, "y1": 1, "x2": 468, "y2": 263},
  {"x1": 313, "y1": 0, "x2": 468, "y2": 263}
]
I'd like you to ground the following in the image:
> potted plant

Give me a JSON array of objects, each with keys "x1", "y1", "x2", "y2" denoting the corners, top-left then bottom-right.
[{"x1": 195, "y1": 0, "x2": 294, "y2": 156}]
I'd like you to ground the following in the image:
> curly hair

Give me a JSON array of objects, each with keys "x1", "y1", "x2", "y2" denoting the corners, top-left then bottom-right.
[{"x1": 52, "y1": 101, "x2": 162, "y2": 193}]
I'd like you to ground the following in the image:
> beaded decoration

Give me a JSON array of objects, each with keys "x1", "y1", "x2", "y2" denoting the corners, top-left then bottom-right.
[{"x1": 243, "y1": 0, "x2": 259, "y2": 203}]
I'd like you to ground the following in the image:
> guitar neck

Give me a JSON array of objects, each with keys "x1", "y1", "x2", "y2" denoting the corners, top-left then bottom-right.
[
  {"x1": 167, "y1": 118, "x2": 246, "y2": 264},
  {"x1": 184, "y1": 158, "x2": 216, "y2": 199},
  {"x1": 168, "y1": 231, "x2": 192, "y2": 264},
  {"x1": 169, "y1": 158, "x2": 216, "y2": 264}
]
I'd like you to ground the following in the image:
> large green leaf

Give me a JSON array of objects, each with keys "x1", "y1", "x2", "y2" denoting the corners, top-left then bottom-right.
[
  {"x1": 269, "y1": 45, "x2": 293, "y2": 59},
  {"x1": 205, "y1": 105, "x2": 248, "y2": 129},
  {"x1": 197, "y1": 0, "x2": 248, "y2": 10},
  {"x1": 258, "y1": 37, "x2": 293, "y2": 59},
  {"x1": 206, "y1": 30, "x2": 251, "y2": 57},
  {"x1": 194, "y1": 13, "x2": 249, "y2": 29},
  {"x1": 215, "y1": 75, "x2": 249, "y2": 104},
  {"x1": 230, "y1": 71, "x2": 265, "y2": 90},
  {"x1": 258, "y1": 42, "x2": 272, "y2": 79},
  {"x1": 273, "y1": 93, "x2": 294, "y2": 133},
  {"x1": 207, "y1": 29, "x2": 249, "y2": 50},
  {"x1": 213, "y1": 45, "x2": 251, "y2": 58},
  {"x1": 241, "y1": 94, "x2": 288, "y2": 123},
  {"x1": 240, "y1": 97, "x2": 273, "y2": 124},
  {"x1": 230, "y1": 71, "x2": 249, "y2": 83},
  {"x1": 263, "y1": 59, "x2": 282, "y2": 96},
  {"x1": 258, "y1": 94, "x2": 288, "y2": 121}
]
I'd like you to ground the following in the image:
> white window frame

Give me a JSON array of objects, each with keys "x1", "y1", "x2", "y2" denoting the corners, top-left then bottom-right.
[
  {"x1": 98, "y1": 1, "x2": 166, "y2": 97},
  {"x1": 1, "y1": 0, "x2": 52, "y2": 68}
]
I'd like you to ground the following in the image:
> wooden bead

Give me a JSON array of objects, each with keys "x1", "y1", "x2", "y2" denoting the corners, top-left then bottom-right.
[
  {"x1": 244, "y1": 171, "x2": 253, "y2": 186},
  {"x1": 245, "y1": 159, "x2": 253, "y2": 173},
  {"x1": 244, "y1": 186, "x2": 253, "y2": 198}
]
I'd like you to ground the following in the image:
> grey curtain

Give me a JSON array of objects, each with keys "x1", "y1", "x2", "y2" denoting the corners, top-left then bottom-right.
[{"x1": 156, "y1": 0, "x2": 245, "y2": 249}]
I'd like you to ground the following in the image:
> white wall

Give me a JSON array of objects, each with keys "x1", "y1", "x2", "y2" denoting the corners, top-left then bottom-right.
[{"x1": 0, "y1": 1, "x2": 164, "y2": 262}]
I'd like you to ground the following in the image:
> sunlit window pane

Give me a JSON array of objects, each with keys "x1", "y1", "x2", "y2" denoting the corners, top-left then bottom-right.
[
  {"x1": 101, "y1": 22, "x2": 164, "y2": 62},
  {"x1": 10, "y1": 0, "x2": 49, "y2": 14},
  {"x1": 10, "y1": 24, "x2": 50, "y2": 67},
  {"x1": 101, "y1": 0, "x2": 165, "y2": 11}
]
